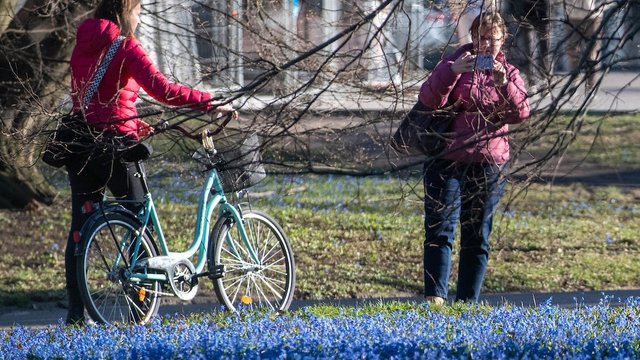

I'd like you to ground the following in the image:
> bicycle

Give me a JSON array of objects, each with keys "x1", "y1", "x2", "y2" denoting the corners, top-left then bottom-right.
[{"x1": 75, "y1": 113, "x2": 296, "y2": 325}]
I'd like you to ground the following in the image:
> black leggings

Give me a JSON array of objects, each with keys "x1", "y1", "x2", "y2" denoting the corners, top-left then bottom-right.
[{"x1": 64, "y1": 158, "x2": 145, "y2": 311}]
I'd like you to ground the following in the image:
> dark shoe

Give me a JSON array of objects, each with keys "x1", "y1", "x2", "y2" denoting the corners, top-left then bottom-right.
[{"x1": 65, "y1": 310, "x2": 85, "y2": 326}]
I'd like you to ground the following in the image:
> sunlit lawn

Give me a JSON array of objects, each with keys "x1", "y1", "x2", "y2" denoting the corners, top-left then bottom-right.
[{"x1": 0, "y1": 114, "x2": 639, "y2": 307}]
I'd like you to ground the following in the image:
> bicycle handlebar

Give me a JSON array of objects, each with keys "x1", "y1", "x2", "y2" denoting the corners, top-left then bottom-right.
[{"x1": 156, "y1": 110, "x2": 235, "y2": 142}]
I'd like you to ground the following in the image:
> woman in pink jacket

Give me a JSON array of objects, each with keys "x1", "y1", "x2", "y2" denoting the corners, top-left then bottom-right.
[
  {"x1": 419, "y1": 12, "x2": 530, "y2": 304},
  {"x1": 64, "y1": 0, "x2": 235, "y2": 325}
]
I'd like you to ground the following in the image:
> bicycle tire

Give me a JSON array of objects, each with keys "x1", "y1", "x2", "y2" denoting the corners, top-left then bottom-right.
[
  {"x1": 77, "y1": 212, "x2": 161, "y2": 325},
  {"x1": 209, "y1": 210, "x2": 295, "y2": 312}
]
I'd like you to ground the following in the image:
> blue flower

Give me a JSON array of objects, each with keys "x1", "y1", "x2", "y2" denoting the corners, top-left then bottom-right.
[{"x1": 3, "y1": 297, "x2": 640, "y2": 359}]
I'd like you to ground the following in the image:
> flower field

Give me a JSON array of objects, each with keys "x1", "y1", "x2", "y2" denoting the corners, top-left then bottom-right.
[{"x1": 2, "y1": 297, "x2": 640, "y2": 359}]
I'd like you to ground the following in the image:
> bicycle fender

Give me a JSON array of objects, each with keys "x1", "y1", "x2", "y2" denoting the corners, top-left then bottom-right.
[{"x1": 79, "y1": 203, "x2": 142, "y2": 242}]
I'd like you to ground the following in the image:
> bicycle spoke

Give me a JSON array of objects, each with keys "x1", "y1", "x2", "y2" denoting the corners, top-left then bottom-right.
[
  {"x1": 224, "y1": 275, "x2": 244, "y2": 302},
  {"x1": 226, "y1": 232, "x2": 252, "y2": 263},
  {"x1": 252, "y1": 281, "x2": 277, "y2": 307},
  {"x1": 256, "y1": 273, "x2": 285, "y2": 297},
  {"x1": 260, "y1": 244, "x2": 284, "y2": 266},
  {"x1": 212, "y1": 211, "x2": 295, "y2": 312},
  {"x1": 262, "y1": 267, "x2": 287, "y2": 279},
  {"x1": 221, "y1": 244, "x2": 248, "y2": 264},
  {"x1": 243, "y1": 275, "x2": 253, "y2": 302},
  {"x1": 125, "y1": 296, "x2": 143, "y2": 322},
  {"x1": 249, "y1": 221, "x2": 262, "y2": 261},
  {"x1": 259, "y1": 232, "x2": 277, "y2": 263},
  {"x1": 222, "y1": 274, "x2": 245, "y2": 289},
  {"x1": 251, "y1": 276, "x2": 276, "y2": 310},
  {"x1": 79, "y1": 216, "x2": 160, "y2": 325},
  {"x1": 91, "y1": 240, "x2": 113, "y2": 273},
  {"x1": 90, "y1": 289, "x2": 109, "y2": 311}
]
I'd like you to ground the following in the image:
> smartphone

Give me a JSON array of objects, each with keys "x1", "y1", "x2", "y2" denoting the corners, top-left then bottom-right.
[{"x1": 476, "y1": 54, "x2": 494, "y2": 71}]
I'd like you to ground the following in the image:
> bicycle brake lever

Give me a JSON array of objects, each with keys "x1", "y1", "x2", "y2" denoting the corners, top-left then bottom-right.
[
  {"x1": 156, "y1": 120, "x2": 170, "y2": 131},
  {"x1": 208, "y1": 112, "x2": 234, "y2": 136},
  {"x1": 201, "y1": 129, "x2": 215, "y2": 151}
]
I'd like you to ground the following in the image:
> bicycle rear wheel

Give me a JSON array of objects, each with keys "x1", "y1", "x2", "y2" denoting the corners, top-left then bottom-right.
[
  {"x1": 77, "y1": 213, "x2": 161, "y2": 325},
  {"x1": 209, "y1": 210, "x2": 295, "y2": 312}
]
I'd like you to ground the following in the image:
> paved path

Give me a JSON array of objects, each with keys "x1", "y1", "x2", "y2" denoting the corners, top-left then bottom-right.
[
  {"x1": 533, "y1": 71, "x2": 640, "y2": 114},
  {"x1": 2, "y1": 289, "x2": 639, "y2": 329},
  {"x1": 241, "y1": 71, "x2": 640, "y2": 114}
]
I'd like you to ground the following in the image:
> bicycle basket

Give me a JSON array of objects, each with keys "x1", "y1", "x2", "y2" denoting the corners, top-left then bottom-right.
[{"x1": 196, "y1": 131, "x2": 266, "y2": 193}]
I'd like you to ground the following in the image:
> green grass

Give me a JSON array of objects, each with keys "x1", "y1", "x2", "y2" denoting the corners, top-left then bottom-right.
[
  {"x1": 0, "y1": 114, "x2": 639, "y2": 308},
  {"x1": 518, "y1": 113, "x2": 640, "y2": 166},
  {"x1": 260, "y1": 176, "x2": 640, "y2": 298}
]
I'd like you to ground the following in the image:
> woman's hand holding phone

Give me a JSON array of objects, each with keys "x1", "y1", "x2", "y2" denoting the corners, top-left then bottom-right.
[
  {"x1": 451, "y1": 51, "x2": 507, "y2": 86},
  {"x1": 478, "y1": 54, "x2": 507, "y2": 86},
  {"x1": 451, "y1": 51, "x2": 475, "y2": 74},
  {"x1": 492, "y1": 61, "x2": 507, "y2": 86}
]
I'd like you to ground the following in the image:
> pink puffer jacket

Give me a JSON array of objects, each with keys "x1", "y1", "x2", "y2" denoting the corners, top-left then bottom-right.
[
  {"x1": 419, "y1": 44, "x2": 530, "y2": 164},
  {"x1": 70, "y1": 19, "x2": 212, "y2": 139}
]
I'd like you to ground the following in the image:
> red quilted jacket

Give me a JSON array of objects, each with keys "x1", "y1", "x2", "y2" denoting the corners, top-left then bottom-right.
[
  {"x1": 70, "y1": 19, "x2": 212, "y2": 139},
  {"x1": 419, "y1": 44, "x2": 530, "y2": 164}
]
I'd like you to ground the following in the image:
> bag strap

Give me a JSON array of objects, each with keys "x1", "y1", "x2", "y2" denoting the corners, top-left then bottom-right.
[{"x1": 82, "y1": 36, "x2": 125, "y2": 108}]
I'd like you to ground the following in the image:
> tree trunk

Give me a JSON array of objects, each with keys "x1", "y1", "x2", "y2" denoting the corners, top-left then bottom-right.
[{"x1": 0, "y1": 0, "x2": 95, "y2": 208}]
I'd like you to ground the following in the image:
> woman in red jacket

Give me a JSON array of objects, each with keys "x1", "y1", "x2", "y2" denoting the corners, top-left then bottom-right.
[
  {"x1": 419, "y1": 12, "x2": 530, "y2": 304},
  {"x1": 64, "y1": 0, "x2": 236, "y2": 324}
]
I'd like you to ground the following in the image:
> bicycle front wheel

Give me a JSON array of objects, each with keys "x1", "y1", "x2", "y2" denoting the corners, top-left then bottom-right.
[
  {"x1": 77, "y1": 213, "x2": 161, "y2": 325},
  {"x1": 210, "y1": 210, "x2": 295, "y2": 312}
]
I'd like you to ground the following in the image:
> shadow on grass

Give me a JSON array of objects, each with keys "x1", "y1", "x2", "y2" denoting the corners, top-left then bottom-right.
[
  {"x1": 0, "y1": 289, "x2": 66, "y2": 308},
  {"x1": 513, "y1": 168, "x2": 640, "y2": 187},
  {"x1": 351, "y1": 273, "x2": 423, "y2": 297}
]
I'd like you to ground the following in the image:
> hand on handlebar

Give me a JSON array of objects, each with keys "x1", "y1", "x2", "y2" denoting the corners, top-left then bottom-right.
[
  {"x1": 138, "y1": 120, "x2": 154, "y2": 137},
  {"x1": 210, "y1": 101, "x2": 238, "y2": 122}
]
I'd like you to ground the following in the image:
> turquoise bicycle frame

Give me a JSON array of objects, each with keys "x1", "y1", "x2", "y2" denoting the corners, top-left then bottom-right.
[{"x1": 119, "y1": 161, "x2": 260, "y2": 283}]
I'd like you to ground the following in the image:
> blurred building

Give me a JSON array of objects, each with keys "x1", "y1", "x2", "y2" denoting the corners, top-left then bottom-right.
[{"x1": 138, "y1": 0, "x2": 639, "y2": 93}]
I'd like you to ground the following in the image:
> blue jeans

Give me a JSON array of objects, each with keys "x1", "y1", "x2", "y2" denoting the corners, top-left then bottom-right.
[{"x1": 422, "y1": 159, "x2": 507, "y2": 302}]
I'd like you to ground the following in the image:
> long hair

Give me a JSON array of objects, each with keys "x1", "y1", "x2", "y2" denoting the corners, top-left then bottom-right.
[{"x1": 94, "y1": 0, "x2": 140, "y2": 36}]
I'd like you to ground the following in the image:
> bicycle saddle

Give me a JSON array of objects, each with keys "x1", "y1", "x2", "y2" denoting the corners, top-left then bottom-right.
[{"x1": 121, "y1": 142, "x2": 153, "y2": 162}]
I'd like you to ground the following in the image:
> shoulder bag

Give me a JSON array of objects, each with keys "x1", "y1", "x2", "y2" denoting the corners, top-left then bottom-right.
[
  {"x1": 390, "y1": 99, "x2": 455, "y2": 156},
  {"x1": 42, "y1": 36, "x2": 125, "y2": 168}
]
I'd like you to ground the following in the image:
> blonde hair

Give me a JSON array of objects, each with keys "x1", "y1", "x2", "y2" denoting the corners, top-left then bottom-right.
[
  {"x1": 94, "y1": 0, "x2": 141, "y2": 36},
  {"x1": 470, "y1": 12, "x2": 507, "y2": 41}
]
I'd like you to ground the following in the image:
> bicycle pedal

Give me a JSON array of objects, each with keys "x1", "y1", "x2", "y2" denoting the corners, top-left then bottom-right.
[{"x1": 205, "y1": 265, "x2": 225, "y2": 280}]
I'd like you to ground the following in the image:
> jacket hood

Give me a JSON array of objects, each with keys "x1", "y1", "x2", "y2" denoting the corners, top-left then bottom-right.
[{"x1": 75, "y1": 18, "x2": 120, "y2": 54}]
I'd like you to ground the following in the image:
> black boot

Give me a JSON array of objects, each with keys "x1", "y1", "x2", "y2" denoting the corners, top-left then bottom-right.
[
  {"x1": 65, "y1": 231, "x2": 86, "y2": 326},
  {"x1": 65, "y1": 308, "x2": 85, "y2": 326},
  {"x1": 65, "y1": 292, "x2": 85, "y2": 326}
]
